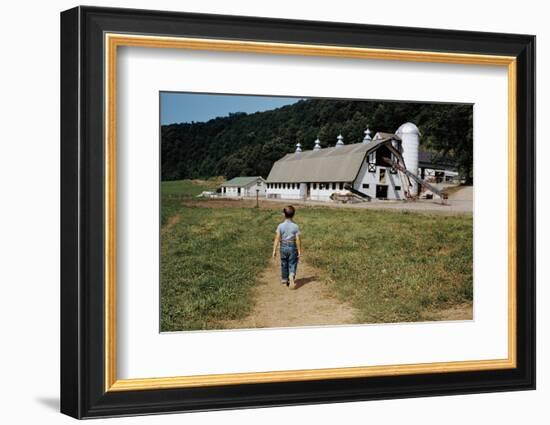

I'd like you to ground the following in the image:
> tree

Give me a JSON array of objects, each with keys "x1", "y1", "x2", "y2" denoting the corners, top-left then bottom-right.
[
  {"x1": 161, "y1": 99, "x2": 473, "y2": 182},
  {"x1": 421, "y1": 105, "x2": 473, "y2": 183}
]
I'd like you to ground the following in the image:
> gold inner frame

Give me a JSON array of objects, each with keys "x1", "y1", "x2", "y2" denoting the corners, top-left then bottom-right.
[{"x1": 104, "y1": 33, "x2": 517, "y2": 392}]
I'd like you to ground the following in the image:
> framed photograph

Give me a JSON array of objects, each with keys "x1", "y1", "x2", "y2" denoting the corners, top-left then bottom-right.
[{"x1": 60, "y1": 6, "x2": 535, "y2": 419}]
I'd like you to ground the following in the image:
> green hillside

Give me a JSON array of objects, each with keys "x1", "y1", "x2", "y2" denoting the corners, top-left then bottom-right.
[{"x1": 161, "y1": 98, "x2": 472, "y2": 182}]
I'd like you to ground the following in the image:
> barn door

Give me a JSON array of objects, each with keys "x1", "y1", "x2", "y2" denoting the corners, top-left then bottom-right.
[{"x1": 376, "y1": 185, "x2": 388, "y2": 199}]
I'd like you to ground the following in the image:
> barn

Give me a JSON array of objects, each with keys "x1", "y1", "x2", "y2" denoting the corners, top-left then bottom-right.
[
  {"x1": 419, "y1": 150, "x2": 459, "y2": 184},
  {"x1": 265, "y1": 122, "x2": 457, "y2": 201},
  {"x1": 220, "y1": 176, "x2": 266, "y2": 198}
]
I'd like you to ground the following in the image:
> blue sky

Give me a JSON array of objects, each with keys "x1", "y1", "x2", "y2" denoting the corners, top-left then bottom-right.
[{"x1": 160, "y1": 92, "x2": 303, "y2": 125}]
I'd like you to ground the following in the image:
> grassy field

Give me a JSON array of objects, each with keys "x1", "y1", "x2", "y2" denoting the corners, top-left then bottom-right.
[
  {"x1": 160, "y1": 180, "x2": 473, "y2": 331},
  {"x1": 304, "y1": 208, "x2": 472, "y2": 323},
  {"x1": 161, "y1": 178, "x2": 222, "y2": 226},
  {"x1": 160, "y1": 178, "x2": 273, "y2": 331}
]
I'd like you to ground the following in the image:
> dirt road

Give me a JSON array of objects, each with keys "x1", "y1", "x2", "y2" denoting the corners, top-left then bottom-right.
[
  {"x1": 223, "y1": 257, "x2": 357, "y2": 329},
  {"x1": 221, "y1": 256, "x2": 471, "y2": 329},
  {"x1": 187, "y1": 189, "x2": 473, "y2": 214}
]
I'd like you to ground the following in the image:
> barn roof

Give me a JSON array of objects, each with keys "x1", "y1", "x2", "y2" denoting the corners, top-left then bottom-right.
[
  {"x1": 221, "y1": 176, "x2": 264, "y2": 187},
  {"x1": 266, "y1": 135, "x2": 398, "y2": 183}
]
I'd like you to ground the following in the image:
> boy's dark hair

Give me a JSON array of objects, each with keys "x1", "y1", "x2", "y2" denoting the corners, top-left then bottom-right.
[{"x1": 283, "y1": 205, "x2": 295, "y2": 219}]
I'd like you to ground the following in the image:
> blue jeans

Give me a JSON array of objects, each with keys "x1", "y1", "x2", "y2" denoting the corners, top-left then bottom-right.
[{"x1": 280, "y1": 243, "x2": 298, "y2": 282}]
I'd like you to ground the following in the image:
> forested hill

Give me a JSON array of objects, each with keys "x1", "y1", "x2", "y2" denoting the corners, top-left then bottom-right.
[{"x1": 161, "y1": 98, "x2": 473, "y2": 182}]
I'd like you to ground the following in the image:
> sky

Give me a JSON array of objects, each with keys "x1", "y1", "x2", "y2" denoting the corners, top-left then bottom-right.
[{"x1": 160, "y1": 92, "x2": 303, "y2": 125}]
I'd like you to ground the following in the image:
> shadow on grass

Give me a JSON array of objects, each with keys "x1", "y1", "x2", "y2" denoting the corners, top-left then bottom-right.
[{"x1": 295, "y1": 275, "x2": 318, "y2": 290}]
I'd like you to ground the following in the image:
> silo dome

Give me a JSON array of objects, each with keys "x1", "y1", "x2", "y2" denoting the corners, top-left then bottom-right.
[{"x1": 396, "y1": 122, "x2": 421, "y2": 136}]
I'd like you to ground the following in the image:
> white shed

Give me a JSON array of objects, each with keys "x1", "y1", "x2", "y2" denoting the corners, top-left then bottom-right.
[{"x1": 220, "y1": 176, "x2": 266, "y2": 198}]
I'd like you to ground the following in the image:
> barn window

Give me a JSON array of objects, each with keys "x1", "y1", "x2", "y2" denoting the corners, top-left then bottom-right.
[
  {"x1": 368, "y1": 163, "x2": 376, "y2": 173},
  {"x1": 379, "y1": 168, "x2": 386, "y2": 184},
  {"x1": 375, "y1": 145, "x2": 392, "y2": 166},
  {"x1": 395, "y1": 185, "x2": 401, "y2": 191},
  {"x1": 332, "y1": 183, "x2": 336, "y2": 190},
  {"x1": 313, "y1": 183, "x2": 317, "y2": 190},
  {"x1": 362, "y1": 183, "x2": 369, "y2": 189},
  {"x1": 339, "y1": 183, "x2": 343, "y2": 190}
]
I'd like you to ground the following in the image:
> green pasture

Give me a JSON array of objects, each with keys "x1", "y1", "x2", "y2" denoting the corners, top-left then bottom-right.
[{"x1": 160, "y1": 180, "x2": 473, "y2": 331}]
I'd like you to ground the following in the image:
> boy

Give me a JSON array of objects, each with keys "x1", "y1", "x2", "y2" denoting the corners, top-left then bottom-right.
[{"x1": 272, "y1": 205, "x2": 302, "y2": 289}]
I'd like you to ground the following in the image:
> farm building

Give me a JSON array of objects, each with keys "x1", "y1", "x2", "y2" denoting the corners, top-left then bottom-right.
[
  {"x1": 220, "y1": 176, "x2": 266, "y2": 198},
  {"x1": 418, "y1": 150, "x2": 459, "y2": 184},
  {"x1": 265, "y1": 122, "x2": 458, "y2": 201}
]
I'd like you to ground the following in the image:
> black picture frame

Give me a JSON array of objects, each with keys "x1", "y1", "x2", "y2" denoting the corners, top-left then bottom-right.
[{"x1": 61, "y1": 5, "x2": 535, "y2": 419}]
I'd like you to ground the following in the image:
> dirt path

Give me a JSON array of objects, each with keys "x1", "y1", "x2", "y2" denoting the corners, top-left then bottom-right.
[
  {"x1": 162, "y1": 214, "x2": 181, "y2": 233},
  {"x1": 223, "y1": 258, "x2": 357, "y2": 329},
  {"x1": 447, "y1": 185, "x2": 473, "y2": 201},
  {"x1": 185, "y1": 194, "x2": 472, "y2": 214}
]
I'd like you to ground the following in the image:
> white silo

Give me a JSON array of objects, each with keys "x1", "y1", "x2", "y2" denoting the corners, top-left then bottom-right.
[{"x1": 396, "y1": 122, "x2": 421, "y2": 195}]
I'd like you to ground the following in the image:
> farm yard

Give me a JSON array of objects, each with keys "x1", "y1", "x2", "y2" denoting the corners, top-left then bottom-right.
[{"x1": 160, "y1": 179, "x2": 473, "y2": 332}]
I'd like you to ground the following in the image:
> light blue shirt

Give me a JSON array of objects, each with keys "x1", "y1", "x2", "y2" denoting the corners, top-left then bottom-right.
[{"x1": 276, "y1": 219, "x2": 301, "y2": 241}]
